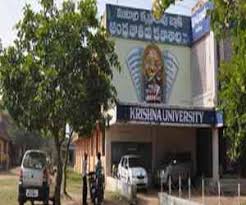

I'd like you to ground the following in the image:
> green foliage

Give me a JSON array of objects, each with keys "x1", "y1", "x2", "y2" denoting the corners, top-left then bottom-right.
[
  {"x1": 0, "y1": 0, "x2": 120, "y2": 203},
  {"x1": 0, "y1": 0, "x2": 120, "y2": 137},
  {"x1": 211, "y1": 0, "x2": 246, "y2": 39},
  {"x1": 0, "y1": 38, "x2": 2, "y2": 53},
  {"x1": 218, "y1": 30, "x2": 246, "y2": 160},
  {"x1": 152, "y1": 0, "x2": 175, "y2": 20},
  {"x1": 212, "y1": 0, "x2": 246, "y2": 161},
  {"x1": 67, "y1": 168, "x2": 81, "y2": 184}
]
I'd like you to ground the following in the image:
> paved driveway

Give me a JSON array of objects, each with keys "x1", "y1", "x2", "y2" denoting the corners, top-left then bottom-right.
[{"x1": 137, "y1": 190, "x2": 159, "y2": 205}]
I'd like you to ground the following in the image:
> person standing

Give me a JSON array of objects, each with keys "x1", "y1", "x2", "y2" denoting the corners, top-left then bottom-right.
[
  {"x1": 95, "y1": 152, "x2": 102, "y2": 176},
  {"x1": 95, "y1": 152, "x2": 104, "y2": 204},
  {"x1": 82, "y1": 153, "x2": 88, "y2": 205}
]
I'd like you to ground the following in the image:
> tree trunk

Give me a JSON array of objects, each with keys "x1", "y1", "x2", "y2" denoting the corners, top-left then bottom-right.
[
  {"x1": 54, "y1": 135, "x2": 63, "y2": 205},
  {"x1": 63, "y1": 132, "x2": 72, "y2": 196}
]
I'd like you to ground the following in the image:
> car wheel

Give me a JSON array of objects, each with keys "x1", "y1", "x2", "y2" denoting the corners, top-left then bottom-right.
[
  {"x1": 43, "y1": 199, "x2": 49, "y2": 205},
  {"x1": 18, "y1": 197, "x2": 25, "y2": 205},
  {"x1": 19, "y1": 201, "x2": 24, "y2": 205},
  {"x1": 43, "y1": 186, "x2": 50, "y2": 205},
  {"x1": 51, "y1": 197, "x2": 55, "y2": 205}
]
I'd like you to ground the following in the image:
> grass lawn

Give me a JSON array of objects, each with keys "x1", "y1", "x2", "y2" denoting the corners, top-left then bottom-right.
[
  {"x1": 0, "y1": 167, "x2": 82, "y2": 205},
  {"x1": 0, "y1": 167, "x2": 129, "y2": 205},
  {"x1": 66, "y1": 168, "x2": 82, "y2": 195},
  {"x1": 0, "y1": 177, "x2": 19, "y2": 205}
]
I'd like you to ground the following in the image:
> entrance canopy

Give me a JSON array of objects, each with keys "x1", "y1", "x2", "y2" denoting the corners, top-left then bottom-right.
[{"x1": 107, "y1": 102, "x2": 223, "y2": 128}]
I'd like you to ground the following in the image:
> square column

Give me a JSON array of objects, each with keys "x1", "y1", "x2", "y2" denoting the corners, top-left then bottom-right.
[
  {"x1": 212, "y1": 128, "x2": 219, "y2": 180},
  {"x1": 151, "y1": 125, "x2": 157, "y2": 173},
  {"x1": 6, "y1": 142, "x2": 9, "y2": 170}
]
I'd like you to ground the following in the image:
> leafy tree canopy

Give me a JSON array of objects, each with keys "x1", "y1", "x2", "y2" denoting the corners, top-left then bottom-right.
[
  {"x1": 152, "y1": 0, "x2": 175, "y2": 20},
  {"x1": 211, "y1": 0, "x2": 246, "y2": 161},
  {"x1": 0, "y1": 0, "x2": 119, "y2": 137},
  {"x1": 0, "y1": 0, "x2": 120, "y2": 203}
]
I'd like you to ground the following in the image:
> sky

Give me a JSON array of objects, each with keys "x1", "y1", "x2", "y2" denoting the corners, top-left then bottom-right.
[{"x1": 0, "y1": 0, "x2": 198, "y2": 48}]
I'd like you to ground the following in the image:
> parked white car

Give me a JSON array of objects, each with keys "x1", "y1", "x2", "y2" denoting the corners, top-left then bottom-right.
[
  {"x1": 18, "y1": 150, "x2": 54, "y2": 205},
  {"x1": 118, "y1": 155, "x2": 148, "y2": 190}
]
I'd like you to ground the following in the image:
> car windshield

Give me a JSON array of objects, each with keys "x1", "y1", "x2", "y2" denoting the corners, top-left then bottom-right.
[
  {"x1": 23, "y1": 152, "x2": 47, "y2": 169},
  {"x1": 128, "y1": 157, "x2": 144, "y2": 168}
]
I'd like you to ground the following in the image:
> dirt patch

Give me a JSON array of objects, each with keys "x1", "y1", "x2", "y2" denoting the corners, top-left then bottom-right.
[
  {"x1": 0, "y1": 167, "x2": 19, "y2": 180},
  {"x1": 63, "y1": 191, "x2": 129, "y2": 205},
  {"x1": 137, "y1": 191, "x2": 159, "y2": 205}
]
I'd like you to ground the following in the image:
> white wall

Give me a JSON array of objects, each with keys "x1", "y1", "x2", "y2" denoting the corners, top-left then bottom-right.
[{"x1": 191, "y1": 32, "x2": 217, "y2": 107}]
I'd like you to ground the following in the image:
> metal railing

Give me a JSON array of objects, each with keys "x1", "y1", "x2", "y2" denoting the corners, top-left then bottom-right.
[{"x1": 160, "y1": 175, "x2": 243, "y2": 205}]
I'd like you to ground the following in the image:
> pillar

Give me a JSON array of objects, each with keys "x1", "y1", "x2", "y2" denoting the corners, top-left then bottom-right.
[
  {"x1": 6, "y1": 142, "x2": 9, "y2": 170},
  {"x1": 0, "y1": 141, "x2": 2, "y2": 165},
  {"x1": 212, "y1": 128, "x2": 219, "y2": 180},
  {"x1": 105, "y1": 128, "x2": 111, "y2": 176},
  {"x1": 151, "y1": 125, "x2": 157, "y2": 173}
]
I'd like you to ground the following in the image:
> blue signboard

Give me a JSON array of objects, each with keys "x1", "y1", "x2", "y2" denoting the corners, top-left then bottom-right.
[
  {"x1": 215, "y1": 111, "x2": 223, "y2": 127},
  {"x1": 106, "y1": 4, "x2": 192, "y2": 46},
  {"x1": 117, "y1": 103, "x2": 223, "y2": 127},
  {"x1": 191, "y1": 2, "x2": 213, "y2": 43}
]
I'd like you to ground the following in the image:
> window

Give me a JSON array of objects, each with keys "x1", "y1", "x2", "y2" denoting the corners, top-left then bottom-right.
[
  {"x1": 23, "y1": 152, "x2": 47, "y2": 169},
  {"x1": 125, "y1": 158, "x2": 129, "y2": 168},
  {"x1": 121, "y1": 158, "x2": 125, "y2": 167},
  {"x1": 128, "y1": 157, "x2": 144, "y2": 168}
]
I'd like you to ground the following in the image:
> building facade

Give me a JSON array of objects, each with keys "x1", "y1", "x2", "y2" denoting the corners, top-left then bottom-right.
[
  {"x1": 0, "y1": 114, "x2": 10, "y2": 170},
  {"x1": 74, "y1": 1, "x2": 223, "y2": 181},
  {"x1": 0, "y1": 136, "x2": 10, "y2": 170}
]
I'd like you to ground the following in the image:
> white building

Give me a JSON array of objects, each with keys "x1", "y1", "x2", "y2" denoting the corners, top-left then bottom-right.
[{"x1": 74, "y1": 1, "x2": 223, "y2": 182}]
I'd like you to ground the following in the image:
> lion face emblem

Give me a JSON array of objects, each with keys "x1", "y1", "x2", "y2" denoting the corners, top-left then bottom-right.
[
  {"x1": 143, "y1": 44, "x2": 164, "y2": 103},
  {"x1": 126, "y1": 45, "x2": 179, "y2": 104}
]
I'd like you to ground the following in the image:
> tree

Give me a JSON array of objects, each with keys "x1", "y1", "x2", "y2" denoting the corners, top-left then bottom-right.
[
  {"x1": 0, "y1": 38, "x2": 2, "y2": 53},
  {"x1": 152, "y1": 0, "x2": 175, "y2": 20},
  {"x1": 152, "y1": 0, "x2": 246, "y2": 167},
  {"x1": 218, "y1": 40, "x2": 246, "y2": 162},
  {"x1": 0, "y1": 0, "x2": 120, "y2": 204},
  {"x1": 211, "y1": 0, "x2": 246, "y2": 170},
  {"x1": 62, "y1": 126, "x2": 73, "y2": 196}
]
